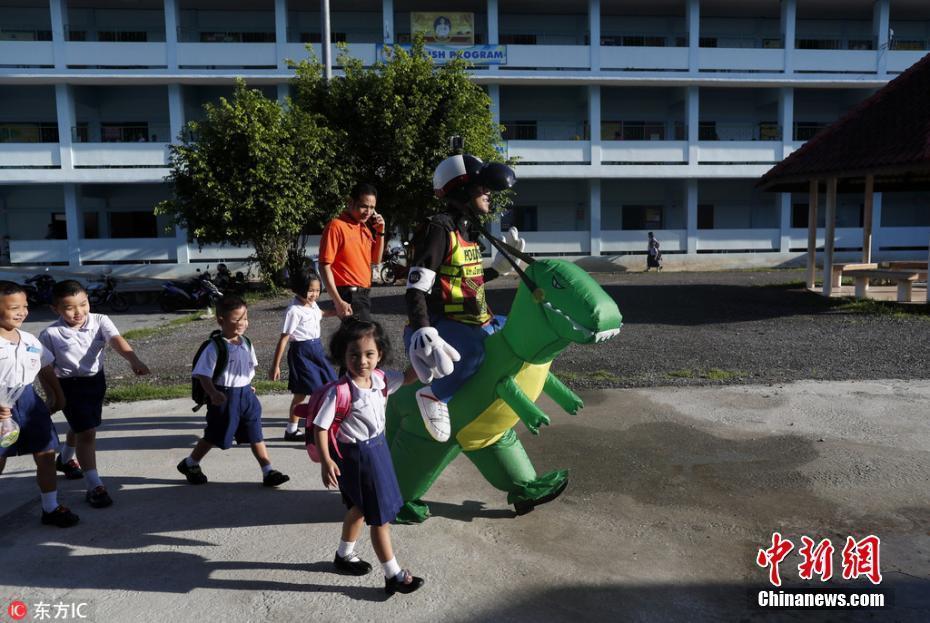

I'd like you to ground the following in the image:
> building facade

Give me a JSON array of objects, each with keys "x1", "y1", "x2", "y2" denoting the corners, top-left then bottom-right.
[{"x1": 1, "y1": 0, "x2": 929, "y2": 271}]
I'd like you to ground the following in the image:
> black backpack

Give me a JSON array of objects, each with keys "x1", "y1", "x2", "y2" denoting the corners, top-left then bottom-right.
[{"x1": 191, "y1": 330, "x2": 253, "y2": 412}]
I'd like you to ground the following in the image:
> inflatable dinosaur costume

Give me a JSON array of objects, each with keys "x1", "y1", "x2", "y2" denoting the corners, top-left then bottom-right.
[{"x1": 385, "y1": 258, "x2": 622, "y2": 523}]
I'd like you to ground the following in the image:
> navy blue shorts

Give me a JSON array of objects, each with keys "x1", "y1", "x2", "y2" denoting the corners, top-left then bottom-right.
[
  {"x1": 1, "y1": 385, "x2": 59, "y2": 458},
  {"x1": 287, "y1": 339, "x2": 336, "y2": 395},
  {"x1": 59, "y1": 371, "x2": 106, "y2": 434},
  {"x1": 336, "y1": 433, "x2": 403, "y2": 526},
  {"x1": 203, "y1": 386, "x2": 263, "y2": 450}
]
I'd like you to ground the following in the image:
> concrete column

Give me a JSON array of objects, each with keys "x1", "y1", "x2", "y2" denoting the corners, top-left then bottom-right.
[
  {"x1": 862, "y1": 174, "x2": 874, "y2": 263},
  {"x1": 164, "y1": 0, "x2": 179, "y2": 69},
  {"x1": 687, "y1": 86, "x2": 699, "y2": 165},
  {"x1": 175, "y1": 226, "x2": 190, "y2": 264},
  {"x1": 63, "y1": 184, "x2": 81, "y2": 267},
  {"x1": 50, "y1": 0, "x2": 67, "y2": 69},
  {"x1": 781, "y1": 0, "x2": 796, "y2": 73},
  {"x1": 54, "y1": 84, "x2": 75, "y2": 170},
  {"x1": 822, "y1": 177, "x2": 837, "y2": 297},
  {"x1": 779, "y1": 86, "x2": 794, "y2": 157},
  {"x1": 806, "y1": 180, "x2": 818, "y2": 289},
  {"x1": 275, "y1": 0, "x2": 288, "y2": 70},
  {"x1": 874, "y1": 0, "x2": 890, "y2": 75},
  {"x1": 589, "y1": 178, "x2": 601, "y2": 256},
  {"x1": 687, "y1": 0, "x2": 700, "y2": 73},
  {"x1": 779, "y1": 192, "x2": 792, "y2": 253},
  {"x1": 873, "y1": 191, "x2": 883, "y2": 254},
  {"x1": 487, "y1": 0, "x2": 498, "y2": 44},
  {"x1": 382, "y1": 0, "x2": 394, "y2": 44},
  {"x1": 686, "y1": 178, "x2": 698, "y2": 253},
  {"x1": 588, "y1": 0, "x2": 600, "y2": 70},
  {"x1": 168, "y1": 84, "x2": 184, "y2": 143},
  {"x1": 588, "y1": 85, "x2": 601, "y2": 166}
]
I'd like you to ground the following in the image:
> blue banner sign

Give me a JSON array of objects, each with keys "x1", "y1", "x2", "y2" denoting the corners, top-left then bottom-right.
[{"x1": 379, "y1": 44, "x2": 507, "y2": 65}]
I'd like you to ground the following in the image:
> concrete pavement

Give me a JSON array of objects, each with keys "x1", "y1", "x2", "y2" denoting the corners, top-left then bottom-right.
[{"x1": 1, "y1": 381, "x2": 928, "y2": 622}]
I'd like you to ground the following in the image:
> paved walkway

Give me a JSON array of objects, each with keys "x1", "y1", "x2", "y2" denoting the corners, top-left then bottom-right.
[{"x1": 2, "y1": 381, "x2": 928, "y2": 622}]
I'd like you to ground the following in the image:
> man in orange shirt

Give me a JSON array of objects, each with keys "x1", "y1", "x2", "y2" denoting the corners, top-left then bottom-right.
[{"x1": 318, "y1": 183, "x2": 385, "y2": 321}]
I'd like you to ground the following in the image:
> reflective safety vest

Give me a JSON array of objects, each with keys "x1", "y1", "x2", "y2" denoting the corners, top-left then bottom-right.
[{"x1": 438, "y1": 229, "x2": 492, "y2": 325}]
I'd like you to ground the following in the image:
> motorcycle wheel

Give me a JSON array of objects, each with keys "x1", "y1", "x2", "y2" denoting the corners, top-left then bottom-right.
[
  {"x1": 159, "y1": 294, "x2": 178, "y2": 313},
  {"x1": 109, "y1": 293, "x2": 130, "y2": 313},
  {"x1": 380, "y1": 264, "x2": 397, "y2": 285}
]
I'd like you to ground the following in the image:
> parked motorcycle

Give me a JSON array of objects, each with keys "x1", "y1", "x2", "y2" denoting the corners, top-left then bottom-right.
[
  {"x1": 380, "y1": 243, "x2": 409, "y2": 285},
  {"x1": 214, "y1": 263, "x2": 247, "y2": 295},
  {"x1": 86, "y1": 272, "x2": 130, "y2": 312},
  {"x1": 159, "y1": 268, "x2": 223, "y2": 312},
  {"x1": 23, "y1": 269, "x2": 56, "y2": 306}
]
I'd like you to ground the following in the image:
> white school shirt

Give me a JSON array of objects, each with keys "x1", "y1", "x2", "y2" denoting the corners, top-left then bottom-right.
[
  {"x1": 281, "y1": 298, "x2": 322, "y2": 341},
  {"x1": 0, "y1": 330, "x2": 53, "y2": 405},
  {"x1": 312, "y1": 369, "x2": 405, "y2": 443},
  {"x1": 191, "y1": 337, "x2": 258, "y2": 388},
  {"x1": 39, "y1": 313, "x2": 120, "y2": 378}
]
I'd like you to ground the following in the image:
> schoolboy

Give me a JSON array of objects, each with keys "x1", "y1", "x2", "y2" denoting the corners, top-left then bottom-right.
[
  {"x1": 177, "y1": 295, "x2": 289, "y2": 487},
  {"x1": 0, "y1": 281, "x2": 78, "y2": 527},
  {"x1": 39, "y1": 280, "x2": 150, "y2": 508}
]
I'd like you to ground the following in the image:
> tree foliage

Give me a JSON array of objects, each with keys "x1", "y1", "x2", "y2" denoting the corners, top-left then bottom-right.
[{"x1": 157, "y1": 80, "x2": 343, "y2": 280}]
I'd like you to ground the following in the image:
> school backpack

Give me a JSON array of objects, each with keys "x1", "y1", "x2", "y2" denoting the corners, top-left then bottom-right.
[
  {"x1": 191, "y1": 329, "x2": 253, "y2": 412},
  {"x1": 297, "y1": 369, "x2": 387, "y2": 463}
]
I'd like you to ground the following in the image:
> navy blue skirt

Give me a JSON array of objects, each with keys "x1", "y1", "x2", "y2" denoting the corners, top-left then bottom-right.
[
  {"x1": 287, "y1": 339, "x2": 336, "y2": 395},
  {"x1": 1, "y1": 385, "x2": 59, "y2": 458},
  {"x1": 59, "y1": 370, "x2": 106, "y2": 433},
  {"x1": 336, "y1": 433, "x2": 403, "y2": 526}
]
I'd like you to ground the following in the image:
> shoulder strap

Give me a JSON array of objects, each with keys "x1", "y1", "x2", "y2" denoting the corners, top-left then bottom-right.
[{"x1": 209, "y1": 330, "x2": 227, "y2": 383}]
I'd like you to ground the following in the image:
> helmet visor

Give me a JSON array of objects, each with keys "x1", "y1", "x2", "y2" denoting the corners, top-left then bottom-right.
[{"x1": 477, "y1": 162, "x2": 516, "y2": 192}]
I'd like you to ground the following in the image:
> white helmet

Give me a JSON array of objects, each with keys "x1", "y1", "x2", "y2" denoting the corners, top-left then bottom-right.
[{"x1": 433, "y1": 154, "x2": 516, "y2": 203}]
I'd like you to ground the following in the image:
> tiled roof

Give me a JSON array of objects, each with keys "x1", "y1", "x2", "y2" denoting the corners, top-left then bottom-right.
[{"x1": 759, "y1": 52, "x2": 930, "y2": 190}]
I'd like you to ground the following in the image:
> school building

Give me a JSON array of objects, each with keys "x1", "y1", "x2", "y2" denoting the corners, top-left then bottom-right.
[{"x1": 1, "y1": 0, "x2": 929, "y2": 273}]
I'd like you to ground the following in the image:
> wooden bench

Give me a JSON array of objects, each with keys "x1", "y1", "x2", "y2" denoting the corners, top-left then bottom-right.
[
  {"x1": 831, "y1": 263, "x2": 877, "y2": 289},
  {"x1": 879, "y1": 261, "x2": 928, "y2": 271},
  {"x1": 843, "y1": 268, "x2": 926, "y2": 302}
]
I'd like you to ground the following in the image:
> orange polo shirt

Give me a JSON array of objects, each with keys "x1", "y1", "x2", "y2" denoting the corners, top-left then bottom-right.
[{"x1": 318, "y1": 212, "x2": 379, "y2": 288}]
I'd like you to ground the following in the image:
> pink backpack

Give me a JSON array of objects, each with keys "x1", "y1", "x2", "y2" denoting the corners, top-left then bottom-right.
[{"x1": 297, "y1": 370, "x2": 387, "y2": 463}]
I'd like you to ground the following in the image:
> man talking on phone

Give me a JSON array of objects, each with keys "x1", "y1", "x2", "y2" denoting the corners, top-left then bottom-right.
[{"x1": 318, "y1": 183, "x2": 385, "y2": 321}]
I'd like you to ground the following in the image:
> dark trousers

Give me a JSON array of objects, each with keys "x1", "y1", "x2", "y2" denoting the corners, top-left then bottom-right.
[{"x1": 336, "y1": 286, "x2": 372, "y2": 321}]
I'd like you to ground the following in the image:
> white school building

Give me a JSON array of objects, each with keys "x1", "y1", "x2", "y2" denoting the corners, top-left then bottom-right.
[{"x1": 1, "y1": 0, "x2": 929, "y2": 274}]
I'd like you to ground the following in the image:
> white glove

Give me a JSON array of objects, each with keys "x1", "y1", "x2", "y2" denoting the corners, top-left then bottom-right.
[
  {"x1": 408, "y1": 327, "x2": 461, "y2": 384},
  {"x1": 491, "y1": 227, "x2": 526, "y2": 275}
]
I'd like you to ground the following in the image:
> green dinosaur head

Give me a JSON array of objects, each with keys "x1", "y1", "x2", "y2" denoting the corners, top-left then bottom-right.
[{"x1": 505, "y1": 259, "x2": 622, "y2": 361}]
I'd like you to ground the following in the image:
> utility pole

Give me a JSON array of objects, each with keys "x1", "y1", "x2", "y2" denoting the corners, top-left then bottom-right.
[{"x1": 321, "y1": 0, "x2": 332, "y2": 81}]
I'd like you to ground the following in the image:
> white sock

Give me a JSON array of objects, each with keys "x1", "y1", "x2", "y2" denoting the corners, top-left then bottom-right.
[
  {"x1": 84, "y1": 469, "x2": 103, "y2": 490},
  {"x1": 337, "y1": 540, "x2": 356, "y2": 559},
  {"x1": 60, "y1": 445, "x2": 76, "y2": 463},
  {"x1": 286, "y1": 422, "x2": 299, "y2": 433},
  {"x1": 40, "y1": 491, "x2": 59, "y2": 513},
  {"x1": 185, "y1": 456, "x2": 199, "y2": 468},
  {"x1": 382, "y1": 557, "x2": 401, "y2": 579},
  {"x1": 261, "y1": 464, "x2": 273, "y2": 476}
]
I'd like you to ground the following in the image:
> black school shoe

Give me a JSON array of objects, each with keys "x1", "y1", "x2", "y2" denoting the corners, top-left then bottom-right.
[
  {"x1": 283, "y1": 429, "x2": 305, "y2": 442},
  {"x1": 333, "y1": 553, "x2": 373, "y2": 576},
  {"x1": 177, "y1": 459, "x2": 208, "y2": 485},
  {"x1": 262, "y1": 470, "x2": 290, "y2": 487},
  {"x1": 41, "y1": 505, "x2": 80, "y2": 528},
  {"x1": 56, "y1": 456, "x2": 84, "y2": 480},
  {"x1": 384, "y1": 570, "x2": 425, "y2": 595},
  {"x1": 86, "y1": 486, "x2": 113, "y2": 508}
]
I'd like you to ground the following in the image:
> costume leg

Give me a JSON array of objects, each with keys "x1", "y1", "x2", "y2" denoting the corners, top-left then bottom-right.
[
  {"x1": 464, "y1": 429, "x2": 569, "y2": 515},
  {"x1": 389, "y1": 426, "x2": 460, "y2": 524}
]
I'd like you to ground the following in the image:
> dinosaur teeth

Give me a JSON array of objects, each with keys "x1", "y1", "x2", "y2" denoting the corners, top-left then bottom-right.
[
  {"x1": 594, "y1": 328, "x2": 620, "y2": 343},
  {"x1": 543, "y1": 301, "x2": 593, "y2": 336}
]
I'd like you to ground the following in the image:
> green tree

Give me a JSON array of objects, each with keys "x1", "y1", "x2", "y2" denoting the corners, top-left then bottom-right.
[
  {"x1": 290, "y1": 40, "x2": 509, "y2": 239},
  {"x1": 157, "y1": 80, "x2": 343, "y2": 281}
]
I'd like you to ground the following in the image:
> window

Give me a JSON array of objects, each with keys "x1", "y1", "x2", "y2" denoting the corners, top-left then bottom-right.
[
  {"x1": 698, "y1": 204, "x2": 714, "y2": 230},
  {"x1": 621, "y1": 35, "x2": 666, "y2": 47},
  {"x1": 699, "y1": 37, "x2": 718, "y2": 48},
  {"x1": 758, "y1": 122, "x2": 780, "y2": 141},
  {"x1": 109, "y1": 211, "x2": 157, "y2": 238},
  {"x1": 0, "y1": 123, "x2": 58, "y2": 143},
  {"x1": 83, "y1": 212, "x2": 99, "y2": 239},
  {"x1": 502, "y1": 121, "x2": 537, "y2": 141},
  {"x1": 300, "y1": 32, "x2": 347, "y2": 43},
  {"x1": 97, "y1": 31, "x2": 148, "y2": 42},
  {"x1": 47, "y1": 213, "x2": 67, "y2": 240},
  {"x1": 622, "y1": 205, "x2": 663, "y2": 230},
  {"x1": 797, "y1": 38, "x2": 840, "y2": 50},
  {"x1": 501, "y1": 206, "x2": 537, "y2": 232},
  {"x1": 698, "y1": 122, "x2": 718, "y2": 141},
  {"x1": 795, "y1": 122, "x2": 826, "y2": 141},
  {"x1": 792, "y1": 203, "x2": 808, "y2": 228},
  {"x1": 101, "y1": 123, "x2": 148, "y2": 143}
]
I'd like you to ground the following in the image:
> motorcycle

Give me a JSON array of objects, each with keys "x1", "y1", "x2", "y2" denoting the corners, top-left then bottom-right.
[
  {"x1": 159, "y1": 267, "x2": 223, "y2": 312},
  {"x1": 23, "y1": 269, "x2": 56, "y2": 306},
  {"x1": 380, "y1": 243, "x2": 409, "y2": 285},
  {"x1": 214, "y1": 263, "x2": 247, "y2": 295},
  {"x1": 86, "y1": 272, "x2": 130, "y2": 312}
]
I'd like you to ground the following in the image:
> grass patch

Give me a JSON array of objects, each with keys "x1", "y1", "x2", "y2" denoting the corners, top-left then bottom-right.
[
  {"x1": 832, "y1": 298, "x2": 930, "y2": 319},
  {"x1": 106, "y1": 380, "x2": 290, "y2": 404},
  {"x1": 123, "y1": 312, "x2": 204, "y2": 340},
  {"x1": 553, "y1": 369, "x2": 620, "y2": 383},
  {"x1": 667, "y1": 368, "x2": 744, "y2": 381},
  {"x1": 667, "y1": 369, "x2": 695, "y2": 378}
]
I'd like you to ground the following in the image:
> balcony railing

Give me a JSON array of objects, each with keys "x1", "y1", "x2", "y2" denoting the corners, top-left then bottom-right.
[
  {"x1": 698, "y1": 122, "x2": 781, "y2": 141},
  {"x1": 600, "y1": 33, "x2": 687, "y2": 47},
  {"x1": 502, "y1": 121, "x2": 589, "y2": 141},
  {"x1": 600, "y1": 121, "x2": 685, "y2": 141},
  {"x1": 0, "y1": 123, "x2": 58, "y2": 143},
  {"x1": 72, "y1": 124, "x2": 171, "y2": 143},
  {"x1": 178, "y1": 28, "x2": 275, "y2": 43},
  {"x1": 0, "y1": 27, "x2": 52, "y2": 41},
  {"x1": 64, "y1": 27, "x2": 166, "y2": 42}
]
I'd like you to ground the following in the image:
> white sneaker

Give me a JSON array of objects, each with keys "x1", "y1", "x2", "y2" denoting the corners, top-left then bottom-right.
[{"x1": 415, "y1": 387, "x2": 451, "y2": 443}]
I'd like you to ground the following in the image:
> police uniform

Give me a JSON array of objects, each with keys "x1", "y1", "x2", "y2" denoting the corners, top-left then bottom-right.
[
  {"x1": 0, "y1": 330, "x2": 58, "y2": 458},
  {"x1": 39, "y1": 313, "x2": 119, "y2": 434},
  {"x1": 192, "y1": 337, "x2": 263, "y2": 449}
]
